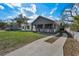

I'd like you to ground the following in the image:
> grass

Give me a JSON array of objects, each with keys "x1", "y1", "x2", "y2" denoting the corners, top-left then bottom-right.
[
  {"x1": 63, "y1": 38, "x2": 79, "y2": 56},
  {"x1": 0, "y1": 31, "x2": 46, "y2": 55}
]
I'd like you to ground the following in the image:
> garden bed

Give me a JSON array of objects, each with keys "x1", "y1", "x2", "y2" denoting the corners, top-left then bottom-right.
[
  {"x1": 45, "y1": 36, "x2": 60, "y2": 44},
  {"x1": 63, "y1": 38, "x2": 79, "y2": 56}
]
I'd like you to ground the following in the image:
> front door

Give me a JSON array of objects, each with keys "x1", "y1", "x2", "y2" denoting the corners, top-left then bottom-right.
[{"x1": 36, "y1": 24, "x2": 43, "y2": 32}]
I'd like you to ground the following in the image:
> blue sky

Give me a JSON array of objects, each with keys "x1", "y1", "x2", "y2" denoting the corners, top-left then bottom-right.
[{"x1": 0, "y1": 3, "x2": 74, "y2": 21}]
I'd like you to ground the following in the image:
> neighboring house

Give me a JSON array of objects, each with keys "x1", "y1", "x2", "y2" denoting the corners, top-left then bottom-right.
[
  {"x1": 31, "y1": 16, "x2": 59, "y2": 33},
  {"x1": 21, "y1": 23, "x2": 31, "y2": 31}
]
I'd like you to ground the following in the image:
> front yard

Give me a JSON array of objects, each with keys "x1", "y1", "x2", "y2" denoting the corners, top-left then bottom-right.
[{"x1": 0, "y1": 31, "x2": 46, "y2": 55}]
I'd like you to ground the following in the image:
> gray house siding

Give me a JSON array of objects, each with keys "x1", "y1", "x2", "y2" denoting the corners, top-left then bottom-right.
[{"x1": 32, "y1": 16, "x2": 58, "y2": 33}]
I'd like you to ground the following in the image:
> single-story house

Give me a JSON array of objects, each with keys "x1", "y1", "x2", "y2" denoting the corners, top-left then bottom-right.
[{"x1": 31, "y1": 16, "x2": 59, "y2": 33}]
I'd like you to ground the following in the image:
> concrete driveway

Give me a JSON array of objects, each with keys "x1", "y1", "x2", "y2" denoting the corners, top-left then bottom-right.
[{"x1": 5, "y1": 36, "x2": 67, "y2": 56}]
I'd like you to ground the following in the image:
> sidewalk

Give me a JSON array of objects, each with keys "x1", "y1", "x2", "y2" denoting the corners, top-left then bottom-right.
[{"x1": 5, "y1": 36, "x2": 67, "y2": 56}]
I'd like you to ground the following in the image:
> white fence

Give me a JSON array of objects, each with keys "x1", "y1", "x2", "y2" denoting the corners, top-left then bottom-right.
[
  {"x1": 65, "y1": 28, "x2": 79, "y2": 41},
  {"x1": 73, "y1": 32, "x2": 79, "y2": 41}
]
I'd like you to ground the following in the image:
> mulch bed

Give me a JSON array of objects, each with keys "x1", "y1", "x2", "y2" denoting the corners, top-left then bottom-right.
[
  {"x1": 45, "y1": 37, "x2": 59, "y2": 44},
  {"x1": 63, "y1": 38, "x2": 79, "y2": 56},
  {"x1": 45, "y1": 33, "x2": 62, "y2": 44}
]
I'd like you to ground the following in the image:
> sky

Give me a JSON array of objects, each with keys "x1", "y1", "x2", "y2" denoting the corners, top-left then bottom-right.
[{"x1": 0, "y1": 3, "x2": 74, "y2": 22}]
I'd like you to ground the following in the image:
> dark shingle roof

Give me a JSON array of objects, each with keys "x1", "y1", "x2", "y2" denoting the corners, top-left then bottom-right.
[{"x1": 32, "y1": 16, "x2": 55, "y2": 24}]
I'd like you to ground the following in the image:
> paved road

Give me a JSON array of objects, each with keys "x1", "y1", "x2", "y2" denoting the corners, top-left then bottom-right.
[{"x1": 6, "y1": 36, "x2": 67, "y2": 56}]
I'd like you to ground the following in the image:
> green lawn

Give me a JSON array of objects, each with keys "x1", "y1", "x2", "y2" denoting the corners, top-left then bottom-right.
[{"x1": 0, "y1": 31, "x2": 46, "y2": 55}]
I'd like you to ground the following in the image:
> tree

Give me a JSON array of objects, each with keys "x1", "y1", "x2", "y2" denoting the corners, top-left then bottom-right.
[
  {"x1": 61, "y1": 4, "x2": 79, "y2": 31},
  {"x1": 0, "y1": 22, "x2": 7, "y2": 29},
  {"x1": 70, "y1": 15, "x2": 79, "y2": 31},
  {"x1": 70, "y1": 4, "x2": 79, "y2": 31},
  {"x1": 15, "y1": 14, "x2": 29, "y2": 28}
]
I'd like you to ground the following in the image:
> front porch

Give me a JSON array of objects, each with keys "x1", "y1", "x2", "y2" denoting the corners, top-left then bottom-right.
[{"x1": 32, "y1": 24, "x2": 57, "y2": 33}]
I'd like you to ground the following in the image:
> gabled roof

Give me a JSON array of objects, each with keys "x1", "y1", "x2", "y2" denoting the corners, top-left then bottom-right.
[{"x1": 32, "y1": 16, "x2": 55, "y2": 24}]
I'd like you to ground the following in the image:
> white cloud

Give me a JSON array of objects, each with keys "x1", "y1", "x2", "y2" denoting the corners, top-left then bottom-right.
[
  {"x1": 48, "y1": 16, "x2": 53, "y2": 19},
  {"x1": 16, "y1": 3, "x2": 37, "y2": 15},
  {"x1": 20, "y1": 4, "x2": 37, "y2": 18},
  {"x1": 41, "y1": 12, "x2": 47, "y2": 16},
  {"x1": 20, "y1": 7, "x2": 34, "y2": 17},
  {"x1": 48, "y1": 15, "x2": 60, "y2": 20},
  {"x1": 28, "y1": 14, "x2": 38, "y2": 23},
  {"x1": 50, "y1": 3, "x2": 59, "y2": 15},
  {"x1": 9, "y1": 3, "x2": 22, "y2": 7},
  {"x1": 50, "y1": 7, "x2": 57, "y2": 14},
  {"x1": 5, "y1": 3, "x2": 37, "y2": 20},
  {"x1": 25, "y1": 8, "x2": 33, "y2": 13},
  {"x1": 5, "y1": 3, "x2": 14, "y2": 9},
  {"x1": 55, "y1": 17, "x2": 60, "y2": 20},
  {"x1": 29, "y1": 14, "x2": 38, "y2": 19},
  {"x1": 5, "y1": 3, "x2": 22, "y2": 9},
  {"x1": 31, "y1": 4, "x2": 36, "y2": 13},
  {"x1": 24, "y1": 4, "x2": 36, "y2": 14},
  {"x1": 7, "y1": 16, "x2": 14, "y2": 19},
  {"x1": 6, "y1": 3, "x2": 37, "y2": 15},
  {"x1": 49, "y1": 16, "x2": 52, "y2": 17},
  {"x1": 0, "y1": 5, "x2": 4, "y2": 10},
  {"x1": 47, "y1": 16, "x2": 56, "y2": 20},
  {"x1": 12, "y1": 3, "x2": 37, "y2": 18}
]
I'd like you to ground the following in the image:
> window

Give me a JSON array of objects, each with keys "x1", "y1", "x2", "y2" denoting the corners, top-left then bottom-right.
[
  {"x1": 37, "y1": 24, "x2": 43, "y2": 29},
  {"x1": 45, "y1": 24, "x2": 52, "y2": 29},
  {"x1": 27, "y1": 26, "x2": 30, "y2": 29},
  {"x1": 22, "y1": 26, "x2": 25, "y2": 29}
]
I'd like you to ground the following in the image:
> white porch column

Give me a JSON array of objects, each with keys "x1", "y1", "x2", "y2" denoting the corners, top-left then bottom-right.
[
  {"x1": 52, "y1": 24, "x2": 54, "y2": 32},
  {"x1": 43, "y1": 24, "x2": 45, "y2": 32}
]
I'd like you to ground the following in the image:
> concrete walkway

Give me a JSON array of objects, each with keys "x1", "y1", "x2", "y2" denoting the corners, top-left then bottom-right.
[{"x1": 5, "y1": 36, "x2": 67, "y2": 56}]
